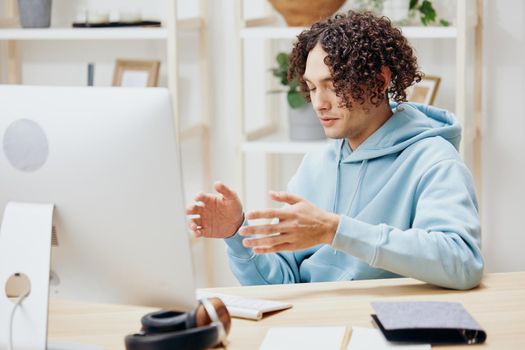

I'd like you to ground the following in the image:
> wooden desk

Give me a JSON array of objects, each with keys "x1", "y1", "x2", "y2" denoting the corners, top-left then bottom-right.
[{"x1": 49, "y1": 272, "x2": 525, "y2": 349}]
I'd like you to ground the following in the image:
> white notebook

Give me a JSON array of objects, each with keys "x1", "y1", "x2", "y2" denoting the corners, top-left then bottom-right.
[
  {"x1": 347, "y1": 327, "x2": 430, "y2": 350},
  {"x1": 260, "y1": 326, "x2": 347, "y2": 350}
]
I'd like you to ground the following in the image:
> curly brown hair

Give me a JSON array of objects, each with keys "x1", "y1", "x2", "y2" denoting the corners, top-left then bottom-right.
[{"x1": 288, "y1": 10, "x2": 423, "y2": 109}]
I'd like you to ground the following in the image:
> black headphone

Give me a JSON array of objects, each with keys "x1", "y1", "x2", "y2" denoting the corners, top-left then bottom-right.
[{"x1": 125, "y1": 298, "x2": 230, "y2": 350}]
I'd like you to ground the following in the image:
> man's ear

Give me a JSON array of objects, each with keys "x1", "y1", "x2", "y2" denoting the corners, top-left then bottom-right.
[{"x1": 380, "y1": 66, "x2": 392, "y2": 92}]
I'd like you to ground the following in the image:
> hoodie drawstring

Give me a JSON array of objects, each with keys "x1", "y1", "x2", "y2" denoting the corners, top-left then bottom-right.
[
  {"x1": 345, "y1": 159, "x2": 368, "y2": 217},
  {"x1": 331, "y1": 152, "x2": 369, "y2": 254},
  {"x1": 331, "y1": 140, "x2": 345, "y2": 214},
  {"x1": 331, "y1": 141, "x2": 345, "y2": 255}
]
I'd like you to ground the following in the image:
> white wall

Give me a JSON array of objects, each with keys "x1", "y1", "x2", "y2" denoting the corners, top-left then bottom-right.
[
  {"x1": 481, "y1": 0, "x2": 525, "y2": 272},
  {"x1": 204, "y1": 0, "x2": 240, "y2": 286}
]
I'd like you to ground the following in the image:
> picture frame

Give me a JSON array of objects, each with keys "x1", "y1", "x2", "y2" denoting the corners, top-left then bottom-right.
[
  {"x1": 406, "y1": 75, "x2": 441, "y2": 105},
  {"x1": 112, "y1": 59, "x2": 160, "y2": 87}
]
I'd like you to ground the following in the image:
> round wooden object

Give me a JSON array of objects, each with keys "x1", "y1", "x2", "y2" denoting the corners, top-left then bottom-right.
[
  {"x1": 195, "y1": 297, "x2": 232, "y2": 335},
  {"x1": 268, "y1": 0, "x2": 346, "y2": 26}
]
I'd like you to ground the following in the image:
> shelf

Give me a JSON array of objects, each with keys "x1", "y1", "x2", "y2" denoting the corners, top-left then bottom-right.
[
  {"x1": 240, "y1": 25, "x2": 457, "y2": 39},
  {"x1": 0, "y1": 27, "x2": 167, "y2": 40},
  {"x1": 241, "y1": 26, "x2": 303, "y2": 39},
  {"x1": 0, "y1": 17, "x2": 203, "y2": 40},
  {"x1": 400, "y1": 26, "x2": 458, "y2": 38},
  {"x1": 242, "y1": 131, "x2": 329, "y2": 154}
]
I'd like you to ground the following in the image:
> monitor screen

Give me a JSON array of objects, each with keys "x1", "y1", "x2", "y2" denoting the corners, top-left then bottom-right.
[{"x1": 0, "y1": 85, "x2": 197, "y2": 311}]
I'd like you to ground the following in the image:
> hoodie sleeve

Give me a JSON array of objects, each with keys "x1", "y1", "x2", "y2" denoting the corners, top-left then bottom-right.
[
  {"x1": 331, "y1": 159, "x2": 484, "y2": 290},
  {"x1": 224, "y1": 170, "x2": 309, "y2": 285},
  {"x1": 223, "y1": 161, "x2": 311, "y2": 285},
  {"x1": 224, "y1": 227, "x2": 301, "y2": 285}
]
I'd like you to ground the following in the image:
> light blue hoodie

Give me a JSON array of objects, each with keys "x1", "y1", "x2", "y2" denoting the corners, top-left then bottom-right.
[{"x1": 225, "y1": 103, "x2": 484, "y2": 290}]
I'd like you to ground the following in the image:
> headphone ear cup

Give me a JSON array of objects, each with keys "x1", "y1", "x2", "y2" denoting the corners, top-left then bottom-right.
[
  {"x1": 125, "y1": 300, "x2": 230, "y2": 350},
  {"x1": 125, "y1": 324, "x2": 220, "y2": 350},
  {"x1": 140, "y1": 310, "x2": 194, "y2": 333}
]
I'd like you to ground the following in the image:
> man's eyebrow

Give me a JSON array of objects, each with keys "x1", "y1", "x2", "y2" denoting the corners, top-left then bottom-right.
[{"x1": 303, "y1": 76, "x2": 333, "y2": 83}]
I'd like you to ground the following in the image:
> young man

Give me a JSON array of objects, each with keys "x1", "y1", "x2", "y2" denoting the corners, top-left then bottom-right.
[{"x1": 186, "y1": 11, "x2": 483, "y2": 290}]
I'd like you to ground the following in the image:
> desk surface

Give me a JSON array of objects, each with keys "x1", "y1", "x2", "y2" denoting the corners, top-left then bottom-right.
[{"x1": 49, "y1": 271, "x2": 525, "y2": 349}]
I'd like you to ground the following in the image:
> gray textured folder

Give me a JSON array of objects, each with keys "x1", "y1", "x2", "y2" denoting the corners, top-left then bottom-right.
[{"x1": 371, "y1": 301, "x2": 487, "y2": 345}]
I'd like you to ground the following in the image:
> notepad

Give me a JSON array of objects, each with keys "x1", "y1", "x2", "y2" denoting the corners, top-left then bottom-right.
[
  {"x1": 347, "y1": 327, "x2": 430, "y2": 350},
  {"x1": 260, "y1": 326, "x2": 347, "y2": 350},
  {"x1": 371, "y1": 301, "x2": 487, "y2": 345}
]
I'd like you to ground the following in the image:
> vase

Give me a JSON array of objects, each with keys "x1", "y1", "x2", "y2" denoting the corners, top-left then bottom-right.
[
  {"x1": 18, "y1": 0, "x2": 52, "y2": 28},
  {"x1": 288, "y1": 104, "x2": 326, "y2": 141},
  {"x1": 268, "y1": 0, "x2": 346, "y2": 26}
]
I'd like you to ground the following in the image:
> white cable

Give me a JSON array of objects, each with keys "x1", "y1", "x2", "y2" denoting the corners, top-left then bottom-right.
[{"x1": 8, "y1": 290, "x2": 30, "y2": 350}]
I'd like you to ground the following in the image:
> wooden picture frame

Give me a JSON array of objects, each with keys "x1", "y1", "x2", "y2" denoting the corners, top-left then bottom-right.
[
  {"x1": 112, "y1": 59, "x2": 160, "y2": 87},
  {"x1": 407, "y1": 75, "x2": 441, "y2": 105}
]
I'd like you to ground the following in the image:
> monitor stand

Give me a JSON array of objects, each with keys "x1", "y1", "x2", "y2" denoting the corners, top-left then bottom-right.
[
  {"x1": 0, "y1": 202, "x2": 105, "y2": 350},
  {"x1": 0, "y1": 202, "x2": 53, "y2": 349}
]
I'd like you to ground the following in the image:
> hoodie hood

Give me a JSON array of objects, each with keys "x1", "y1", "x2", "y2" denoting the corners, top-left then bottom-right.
[{"x1": 334, "y1": 102, "x2": 462, "y2": 163}]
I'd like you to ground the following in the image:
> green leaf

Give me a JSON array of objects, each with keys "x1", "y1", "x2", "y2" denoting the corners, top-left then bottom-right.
[
  {"x1": 419, "y1": 0, "x2": 437, "y2": 26},
  {"x1": 271, "y1": 52, "x2": 300, "y2": 90},
  {"x1": 267, "y1": 89, "x2": 285, "y2": 94},
  {"x1": 288, "y1": 77, "x2": 299, "y2": 90},
  {"x1": 409, "y1": 0, "x2": 419, "y2": 10},
  {"x1": 439, "y1": 19, "x2": 450, "y2": 27},
  {"x1": 270, "y1": 67, "x2": 281, "y2": 78},
  {"x1": 287, "y1": 91, "x2": 307, "y2": 109},
  {"x1": 276, "y1": 52, "x2": 289, "y2": 69}
]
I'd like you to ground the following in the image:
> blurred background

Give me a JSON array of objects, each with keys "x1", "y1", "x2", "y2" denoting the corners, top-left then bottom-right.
[{"x1": 0, "y1": 0, "x2": 523, "y2": 287}]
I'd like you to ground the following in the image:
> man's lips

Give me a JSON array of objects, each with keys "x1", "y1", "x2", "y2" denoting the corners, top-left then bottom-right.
[{"x1": 320, "y1": 116, "x2": 338, "y2": 127}]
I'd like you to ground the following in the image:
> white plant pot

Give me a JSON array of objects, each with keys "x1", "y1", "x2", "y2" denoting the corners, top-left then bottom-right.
[{"x1": 288, "y1": 104, "x2": 326, "y2": 141}]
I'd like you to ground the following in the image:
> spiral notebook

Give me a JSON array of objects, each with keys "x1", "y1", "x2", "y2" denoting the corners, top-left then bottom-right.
[{"x1": 371, "y1": 301, "x2": 487, "y2": 345}]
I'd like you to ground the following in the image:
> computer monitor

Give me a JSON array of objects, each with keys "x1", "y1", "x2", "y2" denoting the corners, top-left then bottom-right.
[{"x1": 0, "y1": 85, "x2": 197, "y2": 311}]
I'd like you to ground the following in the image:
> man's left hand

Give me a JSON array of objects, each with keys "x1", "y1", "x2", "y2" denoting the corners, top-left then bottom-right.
[{"x1": 239, "y1": 191, "x2": 340, "y2": 254}]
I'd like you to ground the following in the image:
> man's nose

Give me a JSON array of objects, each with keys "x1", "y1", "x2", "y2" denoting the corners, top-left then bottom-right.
[{"x1": 312, "y1": 90, "x2": 330, "y2": 113}]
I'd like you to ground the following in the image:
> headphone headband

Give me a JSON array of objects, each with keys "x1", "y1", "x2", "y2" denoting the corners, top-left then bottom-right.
[{"x1": 199, "y1": 297, "x2": 227, "y2": 344}]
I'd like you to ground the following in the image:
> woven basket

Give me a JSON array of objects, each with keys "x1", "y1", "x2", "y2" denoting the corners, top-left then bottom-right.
[{"x1": 268, "y1": 0, "x2": 346, "y2": 26}]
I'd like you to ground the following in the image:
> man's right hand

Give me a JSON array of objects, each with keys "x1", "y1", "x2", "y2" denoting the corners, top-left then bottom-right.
[{"x1": 186, "y1": 181, "x2": 244, "y2": 239}]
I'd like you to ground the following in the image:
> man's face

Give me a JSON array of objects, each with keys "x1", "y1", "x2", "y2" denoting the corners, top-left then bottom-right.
[{"x1": 303, "y1": 43, "x2": 374, "y2": 142}]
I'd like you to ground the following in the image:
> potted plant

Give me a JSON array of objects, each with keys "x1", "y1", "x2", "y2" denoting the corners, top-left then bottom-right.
[
  {"x1": 357, "y1": 0, "x2": 449, "y2": 26},
  {"x1": 409, "y1": 0, "x2": 449, "y2": 26},
  {"x1": 270, "y1": 52, "x2": 325, "y2": 141}
]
